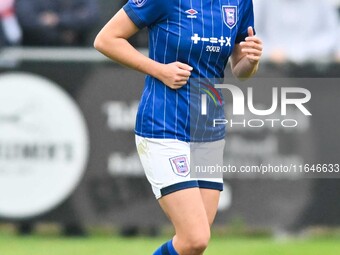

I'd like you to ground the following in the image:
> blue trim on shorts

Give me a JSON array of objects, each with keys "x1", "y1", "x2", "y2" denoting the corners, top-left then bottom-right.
[
  {"x1": 160, "y1": 181, "x2": 199, "y2": 197},
  {"x1": 198, "y1": 181, "x2": 224, "y2": 191},
  {"x1": 160, "y1": 180, "x2": 223, "y2": 197}
]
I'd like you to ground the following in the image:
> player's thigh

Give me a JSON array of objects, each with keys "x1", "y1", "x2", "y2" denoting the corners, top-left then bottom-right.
[
  {"x1": 200, "y1": 188, "x2": 220, "y2": 226},
  {"x1": 192, "y1": 139, "x2": 224, "y2": 226},
  {"x1": 158, "y1": 187, "x2": 210, "y2": 239}
]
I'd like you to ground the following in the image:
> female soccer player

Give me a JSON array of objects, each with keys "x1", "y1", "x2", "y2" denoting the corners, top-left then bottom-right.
[{"x1": 94, "y1": 1, "x2": 262, "y2": 254}]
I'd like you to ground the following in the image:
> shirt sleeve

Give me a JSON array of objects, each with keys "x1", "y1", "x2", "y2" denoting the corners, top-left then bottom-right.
[
  {"x1": 235, "y1": 0, "x2": 255, "y2": 43},
  {"x1": 123, "y1": 0, "x2": 170, "y2": 29}
]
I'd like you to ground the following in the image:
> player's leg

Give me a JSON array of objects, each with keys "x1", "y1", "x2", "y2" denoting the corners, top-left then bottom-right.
[
  {"x1": 192, "y1": 140, "x2": 225, "y2": 226},
  {"x1": 158, "y1": 187, "x2": 211, "y2": 255},
  {"x1": 136, "y1": 136, "x2": 206, "y2": 255},
  {"x1": 135, "y1": 136, "x2": 223, "y2": 255},
  {"x1": 199, "y1": 188, "x2": 220, "y2": 226}
]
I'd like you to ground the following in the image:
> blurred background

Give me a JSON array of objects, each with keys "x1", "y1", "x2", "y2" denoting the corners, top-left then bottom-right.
[{"x1": 0, "y1": 0, "x2": 339, "y2": 255}]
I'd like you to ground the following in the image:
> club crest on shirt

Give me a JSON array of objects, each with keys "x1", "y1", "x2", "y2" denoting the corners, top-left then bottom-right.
[
  {"x1": 133, "y1": 0, "x2": 147, "y2": 7},
  {"x1": 222, "y1": 5, "x2": 238, "y2": 29},
  {"x1": 169, "y1": 155, "x2": 190, "y2": 177}
]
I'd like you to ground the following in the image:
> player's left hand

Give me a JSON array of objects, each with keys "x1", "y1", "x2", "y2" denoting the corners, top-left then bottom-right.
[{"x1": 239, "y1": 27, "x2": 263, "y2": 64}]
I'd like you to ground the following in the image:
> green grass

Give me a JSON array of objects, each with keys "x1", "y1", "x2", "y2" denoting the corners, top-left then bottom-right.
[{"x1": 0, "y1": 233, "x2": 340, "y2": 255}]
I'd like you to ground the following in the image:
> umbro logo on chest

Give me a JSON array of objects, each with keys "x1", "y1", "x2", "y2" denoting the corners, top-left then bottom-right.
[{"x1": 185, "y1": 9, "x2": 198, "y2": 18}]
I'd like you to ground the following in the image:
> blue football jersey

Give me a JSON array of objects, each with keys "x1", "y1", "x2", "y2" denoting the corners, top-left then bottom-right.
[{"x1": 123, "y1": 0, "x2": 255, "y2": 142}]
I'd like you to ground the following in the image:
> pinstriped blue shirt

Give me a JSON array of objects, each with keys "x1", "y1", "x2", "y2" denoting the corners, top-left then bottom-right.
[{"x1": 123, "y1": 0, "x2": 255, "y2": 142}]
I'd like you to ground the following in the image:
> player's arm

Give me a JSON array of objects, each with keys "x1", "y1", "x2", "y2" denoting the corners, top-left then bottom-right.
[
  {"x1": 94, "y1": 9, "x2": 192, "y2": 89},
  {"x1": 230, "y1": 27, "x2": 263, "y2": 80}
]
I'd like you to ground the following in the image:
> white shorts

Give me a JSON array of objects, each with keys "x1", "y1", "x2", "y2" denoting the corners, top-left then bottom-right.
[{"x1": 135, "y1": 135, "x2": 225, "y2": 199}]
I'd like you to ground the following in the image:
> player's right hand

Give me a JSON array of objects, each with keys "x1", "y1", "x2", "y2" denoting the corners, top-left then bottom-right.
[{"x1": 158, "y1": 62, "x2": 193, "y2": 90}]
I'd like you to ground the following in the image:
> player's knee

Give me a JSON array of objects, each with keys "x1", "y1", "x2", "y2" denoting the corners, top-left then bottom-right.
[{"x1": 183, "y1": 229, "x2": 210, "y2": 254}]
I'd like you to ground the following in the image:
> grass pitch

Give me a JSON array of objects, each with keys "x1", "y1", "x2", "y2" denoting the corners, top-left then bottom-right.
[{"x1": 0, "y1": 233, "x2": 340, "y2": 255}]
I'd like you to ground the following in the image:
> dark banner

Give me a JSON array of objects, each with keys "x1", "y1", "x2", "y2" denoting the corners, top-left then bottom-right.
[{"x1": 0, "y1": 48, "x2": 339, "y2": 232}]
